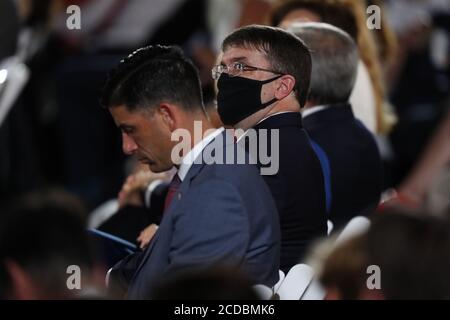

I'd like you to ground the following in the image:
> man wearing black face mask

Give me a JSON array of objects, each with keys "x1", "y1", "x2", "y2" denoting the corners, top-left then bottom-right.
[{"x1": 215, "y1": 25, "x2": 327, "y2": 273}]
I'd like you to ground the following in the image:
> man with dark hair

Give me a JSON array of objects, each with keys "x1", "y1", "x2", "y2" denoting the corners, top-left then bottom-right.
[
  {"x1": 102, "y1": 45, "x2": 280, "y2": 299},
  {"x1": 290, "y1": 23, "x2": 382, "y2": 228},
  {"x1": 215, "y1": 25, "x2": 327, "y2": 273}
]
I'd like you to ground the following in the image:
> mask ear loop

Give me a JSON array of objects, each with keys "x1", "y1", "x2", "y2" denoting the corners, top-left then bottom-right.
[{"x1": 258, "y1": 74, "x2": 284, "y2": 122}]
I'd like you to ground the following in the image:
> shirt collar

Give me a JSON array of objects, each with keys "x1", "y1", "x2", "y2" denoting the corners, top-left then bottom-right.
[
  {"x1": 257, "y1": 111, "x2": 298, "y2": 125},
  {"x1": 301, "y1": 105, "x2": 330, "y2": 119},
  {"x1": 177, "y1": 127, "x2": 224, "y2": 181},
  {"x1": 236, "y1": 111, "x2": 298, "y2": 143}
]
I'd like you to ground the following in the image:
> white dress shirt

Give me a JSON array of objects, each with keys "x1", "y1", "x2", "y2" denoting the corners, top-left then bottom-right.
[
  {"x1": 177, "y1": 127, "x2": 225, "y2": 181},
  {"x1": 301, "y1": 105, "x2": 330, "y2": 119}
]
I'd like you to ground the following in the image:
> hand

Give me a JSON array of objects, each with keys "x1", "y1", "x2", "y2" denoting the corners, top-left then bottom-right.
[
  {"x1": 118, "y1": 170, "x2": 171, "y2": 209},
  {"x1": 137, "y1": 224, "x2": 158, "y2": 249},
  {"x1": 377, "y1": 188, "x2": 421, "y2": 212}
]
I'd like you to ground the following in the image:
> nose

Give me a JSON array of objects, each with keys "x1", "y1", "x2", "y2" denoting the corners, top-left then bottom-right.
[{"x1": 122, "y1": 132, "x2": 138, "y2": 155}]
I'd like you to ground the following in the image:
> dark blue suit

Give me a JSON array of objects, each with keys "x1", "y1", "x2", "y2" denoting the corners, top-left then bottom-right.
[
  {"x1": 242, "y1": 112, "x2": 327, "y2": 273},
  {"x1": 302, "y1": 104, "x2": 382, "y2": 228},
  {"x1": 112, "y1": 130, "x2": 281, "y2": 299}
]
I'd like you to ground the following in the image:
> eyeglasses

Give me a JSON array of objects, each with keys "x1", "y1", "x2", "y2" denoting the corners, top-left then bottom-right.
[{"x1": 211, "y1": 62, "x2": 283, "y2": 80}]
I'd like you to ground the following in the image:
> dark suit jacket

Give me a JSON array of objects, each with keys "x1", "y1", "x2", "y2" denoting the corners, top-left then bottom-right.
[
  {"x1": 302, "y1": 104, "x2": 382, "y2": 228},
  {"x1": 112, "y1": 130, "x2": 281, "y2": 299},
  {"x1": 241, "y1": 112, "x2": 327, "y2": 273}
]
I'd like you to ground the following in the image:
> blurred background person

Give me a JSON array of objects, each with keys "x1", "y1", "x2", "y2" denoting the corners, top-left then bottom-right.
[
  {"x1": 319, "y1": 210, "x2": 450, "y2": 299},
  {"x1": 385, "y1": 0, "x2": 450, "y2": 188},
  {"x1": 289, "y1": 22, "x2": 383, "y2": 229},
  {"x1": 150, "y1": 266, "x2": 260, "y2": 300},
  {"x1": 0, "y1": 190, "x2": 107, "y2": 299},
  {"x1": 381, "y1": 108, "x2": 450, "y2": 215}
]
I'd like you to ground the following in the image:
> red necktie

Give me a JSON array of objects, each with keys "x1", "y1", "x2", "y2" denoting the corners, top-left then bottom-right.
[{"x1": 164, "y1": 173, "x2": 181, "y2": 212}]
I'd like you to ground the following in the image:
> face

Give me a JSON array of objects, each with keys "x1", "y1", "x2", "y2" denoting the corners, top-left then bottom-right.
[
  {"x1": 220, "y1": 47, "x2": 281, "y2": 128},
  {"x1": 221, "y1": 46, "x2": 279, "y2": 100},
  {"x1": 109, "y1": 105, "x2": 174, "y2": 172}
]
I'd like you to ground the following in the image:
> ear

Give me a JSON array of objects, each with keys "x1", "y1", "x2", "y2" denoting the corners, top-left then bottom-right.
[
  {"x1": 274, "y1": 75, "x2": 296, "y2": 100},
  {"x1": 158, "y1": 103, "x2": 179, "y2": 132},
  {"x1": 5, "y1": 260, "x2": 39, "y2": 300}
]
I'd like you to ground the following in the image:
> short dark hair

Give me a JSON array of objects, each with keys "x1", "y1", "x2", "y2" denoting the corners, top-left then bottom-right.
[
  {"x1": 100, "y1": 45, "x2": 204, "y2": 113},
  {"x1": 367, "y1": 212, "x2": 450, "y2": 300},
  {"x1": 322, "y1": 211, "x2": 450, "y2": 299},
  {"x1": 222, "y1": 25, "x2": 312, "y2": 108},
  {"x1": 0, "y1": 191, "x2": 94, "y2": 298},
  {"x1": 268, "y1": 0, "x2": 358, "y2": 40},
  {"x1": 150, "y1": 266, "x2": 260, "y2": 300}
]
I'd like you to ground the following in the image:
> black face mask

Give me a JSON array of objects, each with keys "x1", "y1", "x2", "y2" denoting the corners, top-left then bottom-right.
[{"x1": 217, "y1": 73, "x2": 283, "y2": 126}]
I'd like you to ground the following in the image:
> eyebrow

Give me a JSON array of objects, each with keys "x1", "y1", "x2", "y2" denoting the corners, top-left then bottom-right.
[
  {"x1": 118, "y1": 124, "x2": 135, "y2": 132},
  {"x1": 221, "y1": 56, "x2": 249, "y2": 65}
]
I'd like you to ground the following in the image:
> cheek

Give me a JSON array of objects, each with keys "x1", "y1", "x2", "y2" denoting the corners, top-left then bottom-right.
[
  {"x1": 133, "y1": 134, "x2": 154, "y2": 156},
  {"x1": 137, "y1": 131, "x2": 170, "y2": 159},
  {"x1": 135, "y1": 116, "x2": 173, "y2": 159},
  {"x1": 261, "y1": 83, "x2": 275, "y2": 101}
]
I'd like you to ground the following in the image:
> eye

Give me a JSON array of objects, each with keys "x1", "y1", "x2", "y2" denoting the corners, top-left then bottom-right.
[
  {"x1": 233, "y1": 62, "x2": 245, "y2": 72},
  {"x1": 121, "y1": 126, "x2": 135, "y2": 135}
]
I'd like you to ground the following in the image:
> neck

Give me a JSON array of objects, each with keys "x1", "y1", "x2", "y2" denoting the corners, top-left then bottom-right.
[
  {"x1": 183, "y1": 112, "x2": 216, "y2": 151},
  {"x1": 235, "y1": 97, "x2": 300, "y2": 131}
]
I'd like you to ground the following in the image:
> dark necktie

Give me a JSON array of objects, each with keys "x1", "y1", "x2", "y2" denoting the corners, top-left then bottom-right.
[{"x1": 164, "y1": 173, "x2": 181, "y2": 212}]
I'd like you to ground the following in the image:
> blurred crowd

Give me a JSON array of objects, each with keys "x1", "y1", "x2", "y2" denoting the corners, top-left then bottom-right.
[{"x1": 0, "y1": 0, "x2": 449, "y2": 300}]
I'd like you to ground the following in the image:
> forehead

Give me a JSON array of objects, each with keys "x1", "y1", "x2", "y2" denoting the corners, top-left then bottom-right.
[
  {"x1": 109, "y1": 105, "x2": 149, "y2": 126},
  {"x1": 221, "y1": 46, "x2": 269, "y2": 67}
]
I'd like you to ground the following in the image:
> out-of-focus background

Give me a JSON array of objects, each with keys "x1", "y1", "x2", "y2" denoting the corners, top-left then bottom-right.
[{"x1": 0, "y1": 0, "x2": 449, "y2": 300}]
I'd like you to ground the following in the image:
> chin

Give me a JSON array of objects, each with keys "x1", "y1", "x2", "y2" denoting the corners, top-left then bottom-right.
[{"x1": 148, "y1": 163, "x2": 171, "y2": 173}]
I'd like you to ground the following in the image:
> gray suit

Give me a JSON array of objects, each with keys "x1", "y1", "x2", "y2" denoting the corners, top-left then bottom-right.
[{"x1": 112, "y1": 131, "x2": 280, "y2": 299}]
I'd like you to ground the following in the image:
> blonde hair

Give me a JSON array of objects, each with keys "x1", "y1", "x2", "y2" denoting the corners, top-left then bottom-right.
[{"x1": 339, "y1": 0, "x2": 396, "y2": 133}]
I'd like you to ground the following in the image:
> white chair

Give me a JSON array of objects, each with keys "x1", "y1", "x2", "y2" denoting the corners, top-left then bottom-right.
[
  {"x1": 273, "y1": 269, "x2": 285, "y2": 293},
  {"x1": 253, "y1": 284, "x2": 273, "y2": 300},
  {"x1": 327, "y1": 220, "x2": 334, "y2": 235},
  {"x1": 301, "y1": 278, "x2": 326, "y2": 300},
  {"x1": 335, "y1": 216, "x2": 371, "y2": 246},
  {"x1": 0, "y1": 56, "x2": 29, "y2": 127},
  {"x1": 88, "y1": 199, "x2": 119, "y2": 229},
  {"x1": 105, "y1": 268, "x2": 113, "y2": 287},
  {"x1": 275, "y1": 264, "x2": 314, "y2": 300}
]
